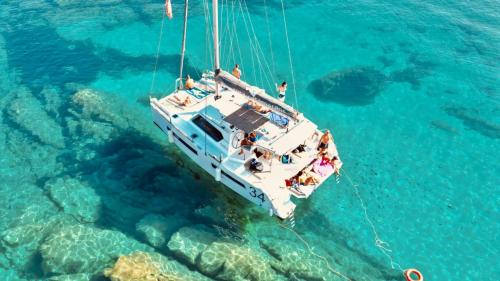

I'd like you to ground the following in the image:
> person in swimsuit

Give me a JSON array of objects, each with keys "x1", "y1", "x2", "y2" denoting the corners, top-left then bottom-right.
[
  {"x1": 297, "y1": 171, "x2": 319, "y2": 186},
  {"x1": 245, "y1": 100, "x2": 270, "y2": 114},
  {"x1": 277, "y1": 81, "x2": 287, "y2": 102},
  {"x1": 185, "y1": 75, "x2": 195, "y2": 89},
  {"x1": 172, "y1": 95, "x2": 191, "y2": 106},
  {"x1": 232, "y1": 64, "x2": 241, "y2": 79},
  {"x1": 239, "y1": 132, "x2": 257, "y2": 155},
  {"x1": 317, "y1": 129, "x2": 333, "y2": 154},
  {"x1": 331, "y1": 156, "x2": 342, "y2": 175}
]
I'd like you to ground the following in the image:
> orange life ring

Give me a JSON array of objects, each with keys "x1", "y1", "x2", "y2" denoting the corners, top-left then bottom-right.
[{"x1": 405, "y1": 269, "x2": 423, "y2": 281}]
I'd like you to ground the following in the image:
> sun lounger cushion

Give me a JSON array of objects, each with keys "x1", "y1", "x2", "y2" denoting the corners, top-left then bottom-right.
[{"x1": 269, "y1": 112, "x2": 289, "y2": 127}]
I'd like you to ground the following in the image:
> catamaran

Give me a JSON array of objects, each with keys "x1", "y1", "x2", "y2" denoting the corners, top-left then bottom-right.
[{"x1": 150, "y1": 0, "x2": 342, "y2": 220}]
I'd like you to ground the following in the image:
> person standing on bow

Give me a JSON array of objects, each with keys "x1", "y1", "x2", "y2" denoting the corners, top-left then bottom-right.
[
  {"x1": 232, "y1": 64, "x2": 241, "y2": 79},
  {"x1": 277, "y1": 81, "x2": 287, "y2": 102}
]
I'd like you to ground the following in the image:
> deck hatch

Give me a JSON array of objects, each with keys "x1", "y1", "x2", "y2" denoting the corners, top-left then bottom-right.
[
  {"x1": 223, "y1": 107, "x2": 268, "y2": 133},
  {"x1": 192, "y1": 115, "x2": 223, "y2": 142}
]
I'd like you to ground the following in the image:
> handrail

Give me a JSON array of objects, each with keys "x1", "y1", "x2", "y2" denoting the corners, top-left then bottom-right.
[{"x1": 151, "y1": 98, "x2": 172, "y2": 123}]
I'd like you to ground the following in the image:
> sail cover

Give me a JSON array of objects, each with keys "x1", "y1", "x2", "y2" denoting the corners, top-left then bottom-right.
[{"x1": 215, "y1": 70, "x2": 299, "y2": 120}]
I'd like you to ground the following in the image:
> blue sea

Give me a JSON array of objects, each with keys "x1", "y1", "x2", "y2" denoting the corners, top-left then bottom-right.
[{"x1": 0, "y1": 1, "x2": 498, "y2": 280}]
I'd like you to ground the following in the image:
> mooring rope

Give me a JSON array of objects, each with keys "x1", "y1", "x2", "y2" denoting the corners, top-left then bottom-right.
[
  {"x1": 278, "y1": 222, "x2": 352, "y2": 281},
  {"x1": 341, "y1": 167, "x2": 404, "y2": 273},
  {"x1": 149, "y1": 11, "x2": 167, "y2": 95}
]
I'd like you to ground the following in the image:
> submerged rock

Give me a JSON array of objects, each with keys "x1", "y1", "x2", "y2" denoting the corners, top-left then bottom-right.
[
  {"x1": 0, "y1": 268, "x2": 26, "y2": 281},
  {"x1": 7, "y1": 88, "x2": 65, "y2": 147},
  {"x1": 45, "y1": 178, "x2": 102, "y2": 223},
  {"x1": 167, "y1": 226, "x2": 218, "y2": 266},
  {"x1": 136, "y1": 214, "x2": 189, "y2": 249},
  {"x1": 0, "y1": 213, "x2": 75, "y2": 272},
  {"x1": 198, "y1": 242, "x2": 278, "y2": 281},
  {"x1": 48, "y1": 273, "x2": 92, "y2": 281},
  {"x1": 260, "y1": 238, "x2": 337, "y2": 280},
  {"x1": 103, "y1": 251, "x2": 210, "y2": 281},
  {"x1": 444, "y1": 106, "x2": 500, "y2": 139},
  {"x1": 40, "y1": 225, "x2": 152, "y2": 275},
  {"x1": 308, "y1": 67, "x2": 387, "y2": 106}
]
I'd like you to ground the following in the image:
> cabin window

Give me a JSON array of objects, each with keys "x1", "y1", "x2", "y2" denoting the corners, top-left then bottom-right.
[{"x1": 192, "y1": 115, "x2": 224, "y2": 142}]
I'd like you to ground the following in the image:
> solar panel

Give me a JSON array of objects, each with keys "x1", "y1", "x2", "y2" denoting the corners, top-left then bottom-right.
[{"x1": 224, "y1": 107, "x2": 269, "y2": 133}]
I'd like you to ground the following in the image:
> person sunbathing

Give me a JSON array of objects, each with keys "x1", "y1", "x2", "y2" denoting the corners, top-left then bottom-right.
[
  {"x1": 246, "y1": 100, "x2": 270, "y2": 114},
  {"x1": 171, "y1": 95, "x2": 191, "y2": 106},
  {"x1": 297, "y1": 171, "x2": 319, "y2": 186}
]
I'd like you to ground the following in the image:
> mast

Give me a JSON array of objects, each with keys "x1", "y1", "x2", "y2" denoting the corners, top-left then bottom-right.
[
  {"x1": 212, "y1": 0, "x2": 220, "y2": 71},
  {"x1": 179, "y1": 0, "x2": 189, "y2": 86},
  {"x1": 212, "y1": 0, "x2": 220, "y2": 98}
]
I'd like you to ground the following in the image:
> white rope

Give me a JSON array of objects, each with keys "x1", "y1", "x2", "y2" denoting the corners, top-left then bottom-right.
[
  {"x1": 239, "y1": 0, "x2": 274, "y2": 91},
  {"x1": 231, "y1": 1, "x2": 244, "y2": 71},
  {"x1": 236, "y1": 0, "x2": 257, "y2": 83},
  {"x1": 278, "y1": 222, "x2": 352, "y2": 281},
  {"x1": 279, "y1": 0, "x2": 299, "y2": 110},
  {"x1": 149, "y1": 11, "x2": 166, "y2": 95},
  {"x1": 263, "y1": 0, "x2": 277, "y2": 77},
  {"x1": 341, "y1": 168, "x2": 404, "y2": 273},
  {"x1": 241, "y1": 0, "x2": 274, "y2": 91}
]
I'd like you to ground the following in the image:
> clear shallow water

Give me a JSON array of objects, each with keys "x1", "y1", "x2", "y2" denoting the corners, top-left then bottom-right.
[{"x1": 0, "y1": 1, "x2": 498, "y2": 280}]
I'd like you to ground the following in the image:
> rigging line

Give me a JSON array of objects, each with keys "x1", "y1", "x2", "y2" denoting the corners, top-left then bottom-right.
[
  {"x1": 239, "y1": 0, "x2": 273, "y2": 90},
  {"x1": 228, "y1": 0, "x2": 237, "y2": 68},
  {"x1": 240, "y1": 0, "x2": 273, "y2": 81},
  {"x1": 242, "y1": 0, "x2": 275, "y2": 82},
  {"x1": 341, "y1": 167, "x2": 404, "y2": 272},
  {"x1": 231, "y1": 0, "x2": 244, "y2": 71},
  {"x1": 237, "y1": 0, "x2": 257, "y2": 83},
  {"x1": 149, "y1": 11, "x2": 166, "y2": 95},
  {"x1": 279, "y1": 0, "x2": 299, "y2": 110},
  {"x1": 263, "y1": 0, "x2": 277, "y2": 78},
  {"x1": 204, "y1": 0, "x2": 214, "y2": 69},
  {"x1": 278, "y1": 222, "x2": 352, "y2": 281},
  {"x1": 240, "y1": 1, "x2": 276, "y2": 93},
  {"x1": 223, "y1": 0, "x2": 233, "y2": 69}
]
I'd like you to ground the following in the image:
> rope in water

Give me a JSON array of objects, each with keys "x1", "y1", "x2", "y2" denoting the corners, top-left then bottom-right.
[
  {"x1": 149, "y1": 11, "x2": 166, "y2": 95},
  {"x1": 340, "y1": 167, "x2": 404, "y2": 273},
  {"x1": 279, "y1": 0, "x2": 299, "y2": 110},
  {"x1": 278, "y1": 222, "x2": 352, "y2": 281}
]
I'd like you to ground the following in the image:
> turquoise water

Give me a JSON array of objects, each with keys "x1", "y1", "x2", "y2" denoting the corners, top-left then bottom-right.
[{"x1": 0, "y1": 1, "x2": 498, "y2": 280}]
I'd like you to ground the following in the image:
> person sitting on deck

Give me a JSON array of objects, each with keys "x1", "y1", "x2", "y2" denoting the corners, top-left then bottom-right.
[
  {"x1": 277, "y1": 81, "x2": 287, "y2": 102},
  {"x1": 232, "y1": 64, "x2": 241, "y2": 79},
  {"x1": 297, "y1": 170, "x2": 319, "y2": 186},
  {"x1": 317, "y1": 129, "x2": 333, "y2": 155},
  {"x1": 331, "y1": 155, "x2": 342, "y2": 175},
  {"x1": 253, "y1": 147, "x2": 272, "y2": 160},
  {"x1": 245, "y1": 100, "x2": 270, "y2": 114},
  {"x1": 239, "y1": 132, "x2": 257, "y2": 155},
  {"x1": 185, "y1": 75, "x2": 195, "y2": 89},
  {"x1": 319, "y1": 152, "x2": 342, "y2": 175}
]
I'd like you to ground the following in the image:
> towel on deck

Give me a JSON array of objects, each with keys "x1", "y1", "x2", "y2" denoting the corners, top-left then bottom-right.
[
  {"x1": 312, "y1": 158, "x2": 334, "y2": 177},
  {"x1": 268, "y1": 111, "x2": 289, "y2": 127}
]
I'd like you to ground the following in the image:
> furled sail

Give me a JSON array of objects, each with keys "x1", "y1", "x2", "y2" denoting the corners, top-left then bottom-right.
[{"x1": 165, "y1": 0, "x2": 173, "y2": 19}]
